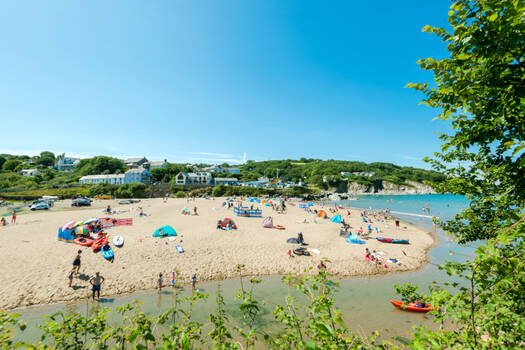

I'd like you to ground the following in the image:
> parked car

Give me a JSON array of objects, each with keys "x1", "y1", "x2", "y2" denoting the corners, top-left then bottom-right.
[
  {"x1": 31, "y1": 202, "x2": 50, "y2": 210},
  {"x1": 72, "y1": 197, "x2": 92, "y2": 207},
  {"x1": 30, "y1": 200, "x2": 52, "y2": 207}
]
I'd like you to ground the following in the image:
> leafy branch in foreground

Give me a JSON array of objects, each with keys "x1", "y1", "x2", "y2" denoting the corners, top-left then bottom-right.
[{"x1": 401, "y1": 0, "x2": 525, "y2": 348}]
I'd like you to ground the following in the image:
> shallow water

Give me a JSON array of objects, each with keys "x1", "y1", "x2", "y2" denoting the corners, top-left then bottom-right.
[{"x1": 15, "y1": 194, "x2": 476, "y2": 342}]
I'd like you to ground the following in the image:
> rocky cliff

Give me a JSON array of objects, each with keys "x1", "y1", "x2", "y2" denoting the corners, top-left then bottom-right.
[{"x1": 345, "y1": 180, "x2": 435, "y2": 195}]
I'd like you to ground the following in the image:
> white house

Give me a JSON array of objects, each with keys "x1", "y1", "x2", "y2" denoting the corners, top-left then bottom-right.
[
  {"x1": 19, "y1": 169, "x2": 42, "y2": 177},
  {"x1": 175, "y1": 172, "x2": 212, "y2": 186},
  {"x1": 56, "y1": 157, "x2": 80, "y2": 171},
  {"x1": 79, "y1": 167, "x2": 151, "y2": 185}
]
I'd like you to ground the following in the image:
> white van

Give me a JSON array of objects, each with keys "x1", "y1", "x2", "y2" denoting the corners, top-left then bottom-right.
[{"x1": 41, "y1": 196, "x2": 59, "y2": 202}]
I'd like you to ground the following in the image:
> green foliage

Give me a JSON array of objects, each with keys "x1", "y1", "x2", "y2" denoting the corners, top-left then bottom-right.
[
  {"x1": 2, "y1": 159, "x2": 21, "y2": 172},
  {"x1": 0, "y1": 156, "x2": 6, "y2": 169},
  {"x1": 393, "y1": 283, "x2": 422, "y2": 304},
  {"x1": 37, "y1": 151, "x2": 55, "y2": 167},
  {"x1": 88, "y1": 183, "x2": 119, "y2": 197},
  {"x1": 212, "y1": 184, "x2": 227, "y2": 197},
  {"x1": 114, "y1": 183, "x2": 148, "y2": 198},
  {"x1": 400, "y1": 0, "x2": 525, "y2": 348},
  {"x1": 74, "y1": 156, "x2": 126, "y2": 176},
  {"x1": 175, "y1": 190, "x2": 185, "y2": 198}
]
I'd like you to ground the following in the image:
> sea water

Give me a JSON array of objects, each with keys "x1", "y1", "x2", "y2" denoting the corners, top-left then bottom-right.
[{"x1": 15, "y1": 194, "x2": 476, "y2": 342}]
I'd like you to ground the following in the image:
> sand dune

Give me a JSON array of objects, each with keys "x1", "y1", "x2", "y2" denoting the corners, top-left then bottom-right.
[{"x1": 0, "y1": 197, "x2": 434, "y2": 310}]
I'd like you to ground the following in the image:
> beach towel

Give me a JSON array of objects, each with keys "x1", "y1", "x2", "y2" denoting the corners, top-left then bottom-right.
[
  {"x1": 345, "y1": 234, "x2": 366, "y2": 244},
  {"x1": 114, "y1": 218, "x2": 133, "y2": 226},
  {"x1": 98, "y1": 218, "x2": 115, "y2": 229},
  {"x1": 307, "y1": 248, "x2": 320, "y2": 255}
]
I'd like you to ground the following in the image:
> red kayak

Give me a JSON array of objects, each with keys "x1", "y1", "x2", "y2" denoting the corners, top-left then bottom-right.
[
  {"x1": 390, "y1": 300, "x2": 438, "y2": 313},
  {"x1": 92, "y1": 236, "x2": 109, "y2": 252},
  {"x1": 74, "y1": 237, "x2": 94, "y2": 246}
]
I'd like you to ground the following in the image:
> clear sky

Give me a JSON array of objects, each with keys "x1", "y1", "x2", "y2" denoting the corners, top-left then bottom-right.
[{"x1": 0, "y1": 0, "x2": 452, "y2": 167}]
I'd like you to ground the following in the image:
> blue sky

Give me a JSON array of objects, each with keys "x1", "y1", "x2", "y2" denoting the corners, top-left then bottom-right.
[{"x1": 0, "y1": 0, "x2": 452, "y2": 168}]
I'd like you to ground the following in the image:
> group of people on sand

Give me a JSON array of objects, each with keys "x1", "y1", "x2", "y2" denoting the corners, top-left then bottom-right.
[
  {"x1": 1, "y1": 210, "x2": 16, "y2": 226},
  {"x1": 67, "y1": 250, "x2": 105, "y2": 300},
  {"x1": 364, "y1": 248, "x2": 387, "y2": 266}
]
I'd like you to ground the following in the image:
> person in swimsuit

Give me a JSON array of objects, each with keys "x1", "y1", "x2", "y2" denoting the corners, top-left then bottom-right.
[
  {"x1": 72, "y1": 250, "x2": 82, "y2": 274},
  {"x1": 11, "y1": 210, "x2": 16, "y2": 224},
  {"x1": 1, "y1": 216, "x2": 6, "y2": 226},
  {"x1": 68, "y1": 268, "x2": 74, "y2": 287},
  {"x1": 90, "y1": 272, "x2": 105, "y2": 300}
]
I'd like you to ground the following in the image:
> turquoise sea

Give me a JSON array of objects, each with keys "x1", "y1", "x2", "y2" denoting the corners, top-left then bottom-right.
[{"x1": 15, "y1": 194, "x2": 476, "y2": 342}]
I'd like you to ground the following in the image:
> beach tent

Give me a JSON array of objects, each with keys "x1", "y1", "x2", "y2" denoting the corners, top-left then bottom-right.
[
  {"x1": 330, "y1": 215, "x2": 342, "y2": 223},
  {"x1": 57, "y1": 228, "x2": 75, "y2": 243},
  {"x1": 307, "y1": 202, "x2": 313, "y2": 207},
  {"x1": 153, "y1": 225, "x2": 177, "y2": 237},
  {"x1": 318, "y1": 210, "x2": 327, "y2": 218},
  {"x1": 299, "y1": 203, "x2": 307, "y2": 209},
  {"x1": 262, "y1": 216, "x2": 274, "y2": 228}
]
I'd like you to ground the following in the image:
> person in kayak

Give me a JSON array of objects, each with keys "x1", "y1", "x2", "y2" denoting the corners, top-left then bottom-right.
[{"x1": 416, "y1": 300, "x2": 428, "y2": 308}]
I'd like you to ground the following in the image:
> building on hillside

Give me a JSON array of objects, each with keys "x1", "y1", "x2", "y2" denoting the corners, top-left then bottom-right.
[
  {"x1": 79, "y1": 167, "x2": 151, "y2": 185},
  {"x1": 124, "y1": 157, "x2": 149, "y2": 168},
  {"x1": 204, "y1": 164, "x2": 241, "y2": 174},
  {"x1": 19, "y1": 169, "x2": 42, "y2": 177},
  {"x1": 56, "y1": 156, "x2": 80, "y2": 171},
  {"x1": 213, "y1": 178, "x2": 239, "y2": 186},
  {"x1": 174, "y1": 172, "x2": 212, "y2": 186},
  {"x1": 340, "y1": 171, "x2": 375, "y2": 177},
  {"x1": 149, "y1": 159, "x2": 168, "y2": 169},
  {"x1": 239, "y1": 177, "x2": 269, "y2": 187}
]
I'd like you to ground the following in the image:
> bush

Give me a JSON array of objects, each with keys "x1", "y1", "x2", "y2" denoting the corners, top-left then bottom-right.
[
  {"x1": 175, "y1": 191, "x2": 185, "y2": 198},
  {"x1": 212, "y1": 184, "x2": 227, "y2": 197}
]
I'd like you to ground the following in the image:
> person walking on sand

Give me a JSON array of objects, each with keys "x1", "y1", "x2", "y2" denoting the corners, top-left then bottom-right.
[
  {"x1": 158, "y1": 273, "x2": 163, "y2": 292},
  {"x1": 11, "y1": 210, "x2": 16, "y2": 224},
  {"x1": 72, "y1": 250, "x2": 82, "y2": 274},
  {"x1": 171, "y1": 271, "x2": 176, "y2": 288},
  {"x1": 193, "y1": 206, "x2": 198, "y2": 215},
  {"x1": 90, "y1": 272, "x2": 105, "y2": 300}
]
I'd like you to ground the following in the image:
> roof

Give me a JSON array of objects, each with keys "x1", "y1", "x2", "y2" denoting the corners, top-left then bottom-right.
[
  {"x1": 150, "y1": 161, "x2": 166, "y2": 166},
  {"x1": 214, "y1": 178, "x2": 238, "y2": 181},
  {"x1": 125, "y1": 157, "x2": 148, "y2": 163}
]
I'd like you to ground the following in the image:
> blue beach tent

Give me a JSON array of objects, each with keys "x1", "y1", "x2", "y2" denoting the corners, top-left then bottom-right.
[
  {"x1": 330, "y1": 214, "x2": 342, "y2": 223},
  {"x1": 153, "y1": 225, "x2": 177, "y2": 237}
]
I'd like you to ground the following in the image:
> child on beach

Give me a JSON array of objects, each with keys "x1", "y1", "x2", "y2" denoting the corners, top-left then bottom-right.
[
  {"x1": 11, "y1": 210, "x2": 16, "y2": 224},
  {"x1": 191, "y1": 274, "x2": 197, "y2": 291},
  {"x1": 68, "y1": 269, "x2": 74, "y2": 287},
  {"x1": 158, "y1": 273, "x2": 163, "y2": 292},
  {"x1": 171, "y1": 272, "x2": 176, "y2": 287},
  {"x1": 72, "y1": 250, "x2": 82, "y2": 274},
  {"x1": 1, "y1": 216, "x2": 6, "y2": 226}
]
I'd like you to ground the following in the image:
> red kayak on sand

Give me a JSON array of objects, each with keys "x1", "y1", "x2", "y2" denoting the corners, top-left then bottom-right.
[
  {"x1": 74, "y1": 237, "x2": 94, "y2": 246},
  {"x1": 390, "y1": 300, "x2": 438, "y2": 313},
  {"x1": 92, "y1": 236, "x2": 109, "y2": 251}
]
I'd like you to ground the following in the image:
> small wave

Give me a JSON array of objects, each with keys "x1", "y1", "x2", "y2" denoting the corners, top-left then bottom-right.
[{"x1": 390, "y1": 211, "x2": 437, "y2": 219}]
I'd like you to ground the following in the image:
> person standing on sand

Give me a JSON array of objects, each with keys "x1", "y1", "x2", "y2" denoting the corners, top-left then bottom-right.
[
  {"x1": 68, "y1": 269, "x2": 75, "y2": 288},
  {"x1": 158, "y1": 273, "x2": 163, "y2": 292},
  {"x1": 395, "y1": 220, "x2": 400, "y2": 229},
  {"x1": 11, "y1": 210, "x2": 16, "y2": 224},
  {"x1": 90, "y1": 272, "x2": 105, "y2": 300},
  {"x1": 72, "y1": 250, "x2": 82, "y2": 274},
  {"x1": 193, "y1": 206, "x2": 198, "y2": 215}
]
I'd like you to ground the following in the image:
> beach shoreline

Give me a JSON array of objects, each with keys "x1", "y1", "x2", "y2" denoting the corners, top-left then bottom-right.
[{"x1": 0, "y1": 197, "x2": 436, "y2": 311}]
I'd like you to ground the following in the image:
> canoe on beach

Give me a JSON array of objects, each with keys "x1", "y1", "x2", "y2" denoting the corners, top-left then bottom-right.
[{"x1": 376, "y1": 237, "x2": 409, "y2": 244}]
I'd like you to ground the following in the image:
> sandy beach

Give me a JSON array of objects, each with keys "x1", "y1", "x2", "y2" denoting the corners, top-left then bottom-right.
[{"x1": 0, "y1": 197, "x2": 435, "y2": 310}]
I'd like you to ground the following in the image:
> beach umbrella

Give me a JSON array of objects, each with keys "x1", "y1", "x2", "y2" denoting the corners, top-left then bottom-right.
[
  {"x1": 75, "y1": 226, "x2": 89, "y2": 235},
  {"x1": 72, "y1": 221, "x2": 84, "y2": 228},
  {"x1": 62, "y1": 221, "x2": 76, "y2": 230},
  {"x1": 84, "y1": 218, "x2": 98, "y2": 225}
]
